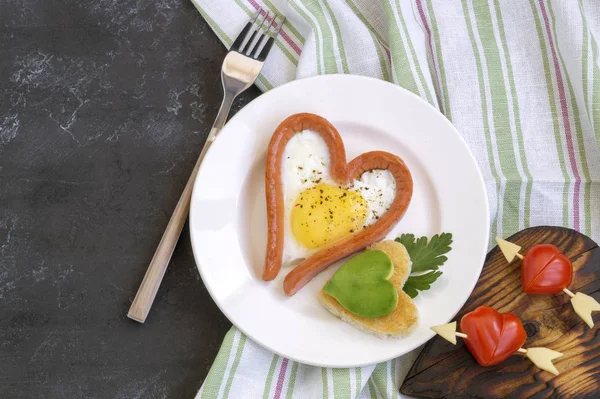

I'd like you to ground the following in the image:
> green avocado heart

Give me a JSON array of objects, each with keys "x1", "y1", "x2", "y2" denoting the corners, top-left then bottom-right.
[{"x1": 323, "y1": 250, "x2": 398, "y2": 318}]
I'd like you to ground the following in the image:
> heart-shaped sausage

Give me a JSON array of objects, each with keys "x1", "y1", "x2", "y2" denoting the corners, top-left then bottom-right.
[
  {"x1": 522, "y1": 244, "x2": 573, "y2": 294},
  {"x1": 262, "y1": 113, "x2": 413, "y2": 295},
  {"x1": 460, "y1": 306, "x2": 527, "y2": 366}
]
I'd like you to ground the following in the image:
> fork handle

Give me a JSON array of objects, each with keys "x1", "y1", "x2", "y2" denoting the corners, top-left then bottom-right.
[{"x1": 127, "y1": 91, "x2": 236, "y2": 323}]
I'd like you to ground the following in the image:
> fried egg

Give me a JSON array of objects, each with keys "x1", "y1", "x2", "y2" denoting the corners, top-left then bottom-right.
[{"x1": 281, "y1": 130, "x2": 396, "y2": 265}]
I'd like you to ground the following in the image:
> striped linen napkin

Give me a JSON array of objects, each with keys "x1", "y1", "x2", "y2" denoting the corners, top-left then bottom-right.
[{"x1": 192, "y1": 1, "x2": 600, "y2": 398}]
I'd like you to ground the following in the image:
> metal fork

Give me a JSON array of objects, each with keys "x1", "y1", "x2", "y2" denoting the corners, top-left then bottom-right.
[{"x1": 128, "y1": 9, "x2": 284, "y2": 323}]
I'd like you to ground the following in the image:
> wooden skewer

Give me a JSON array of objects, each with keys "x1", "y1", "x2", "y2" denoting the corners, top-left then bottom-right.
[
  {"x1": 431, "y1": 322, "x2": 563, "y2": 375},
  {"x1": 453, "y1": 333, "x2": 527, "y2": 354},
  {"x1": 495, "y1": 236, "x2": 600, "y2": 328}
]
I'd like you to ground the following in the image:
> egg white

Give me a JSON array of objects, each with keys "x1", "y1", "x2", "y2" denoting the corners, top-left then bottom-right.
[
  {"x1": 281, "y1": 131, "x2": 396, "y2": 265},
  {"x1": 349, "y1": 169, "x2": 396, "y2": 226}
]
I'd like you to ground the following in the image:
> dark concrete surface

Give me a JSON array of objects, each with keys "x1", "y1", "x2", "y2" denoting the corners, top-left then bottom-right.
[{"x1": 1, "y1": 1, "x2": 261, "y2": 397}]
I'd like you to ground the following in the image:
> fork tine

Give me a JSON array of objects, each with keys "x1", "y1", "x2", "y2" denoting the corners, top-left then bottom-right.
[
  {"x1": 230, "y1": 9, "x2": 260, "y2": 52},
  {"x1": 238, "y1": 11, "x2": 263, "y2": 54},
  {"x1": 251, "y1": 15, "x2": 277, "y2": 58},
  {"x1": 244, "y1": 11, "x2": 269, "y2": 56},
  {"x1": 255, "y1": 17, "x2": 285, "y2": 62}
]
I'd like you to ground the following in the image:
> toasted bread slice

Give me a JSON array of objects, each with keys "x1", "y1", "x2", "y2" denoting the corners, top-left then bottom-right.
[
  {"x1": 368, "y1": 240, "x2": 412, "y2": 287},
  {"x1": 318, "y1": 240, "x2": 418, "y2": 338}
]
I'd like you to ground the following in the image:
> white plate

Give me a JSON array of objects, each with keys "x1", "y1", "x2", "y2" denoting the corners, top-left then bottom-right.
[{"x1": 189, "y1": 75, "x2": 489, "y2": 368}]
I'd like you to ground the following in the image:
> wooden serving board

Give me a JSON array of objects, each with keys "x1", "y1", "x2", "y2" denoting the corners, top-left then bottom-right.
[{"x1": 400, "y1": 226, "x2": 600, "y2": 398}]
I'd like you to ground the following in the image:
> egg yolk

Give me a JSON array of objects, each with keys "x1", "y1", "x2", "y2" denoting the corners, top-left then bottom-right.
[{"x1": 291, "y1": 183, "x2": 368, "y2": 249}]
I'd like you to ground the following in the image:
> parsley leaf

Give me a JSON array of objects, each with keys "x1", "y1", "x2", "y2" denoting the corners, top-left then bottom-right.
[
  {"x1": 397, "y1": 233, "x2": 452, "y2": 298},
  {"x1": 403, "y1": 271, "x2": 443, "y2": 299},
  {"x1": 395, "y1": 233, "x2": 453, "y2": 273}
]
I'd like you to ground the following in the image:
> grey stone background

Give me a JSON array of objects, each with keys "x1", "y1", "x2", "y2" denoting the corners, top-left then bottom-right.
[{"x1": 1, "y1": 0, "x2": 260, "y2": 397}]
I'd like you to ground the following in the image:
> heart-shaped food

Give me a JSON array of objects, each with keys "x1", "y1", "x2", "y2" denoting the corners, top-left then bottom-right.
[
  {"x1": 320, "y1": 240, "x2": 417, "y2": 337},
  {"x1": 322, "y1": 250, "x2": 398, "y2": 318},
  {"x1": 460, "y1": 306, "x2": 527, "y2": 366},
  {"x1": 262, "y1": 113, "x2": 413, "y2": 295},
  {"x1": 522, "y1": 244, "x2": 573, "y2": 294}
]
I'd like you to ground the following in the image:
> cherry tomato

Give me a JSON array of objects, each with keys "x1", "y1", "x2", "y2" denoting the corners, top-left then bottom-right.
[
  {"x1": 460, "y1": 306, "x2": 527, "y2": 366},
  {"x1": 522, "y1": 244, "x2": 572, "y2": 294}
]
